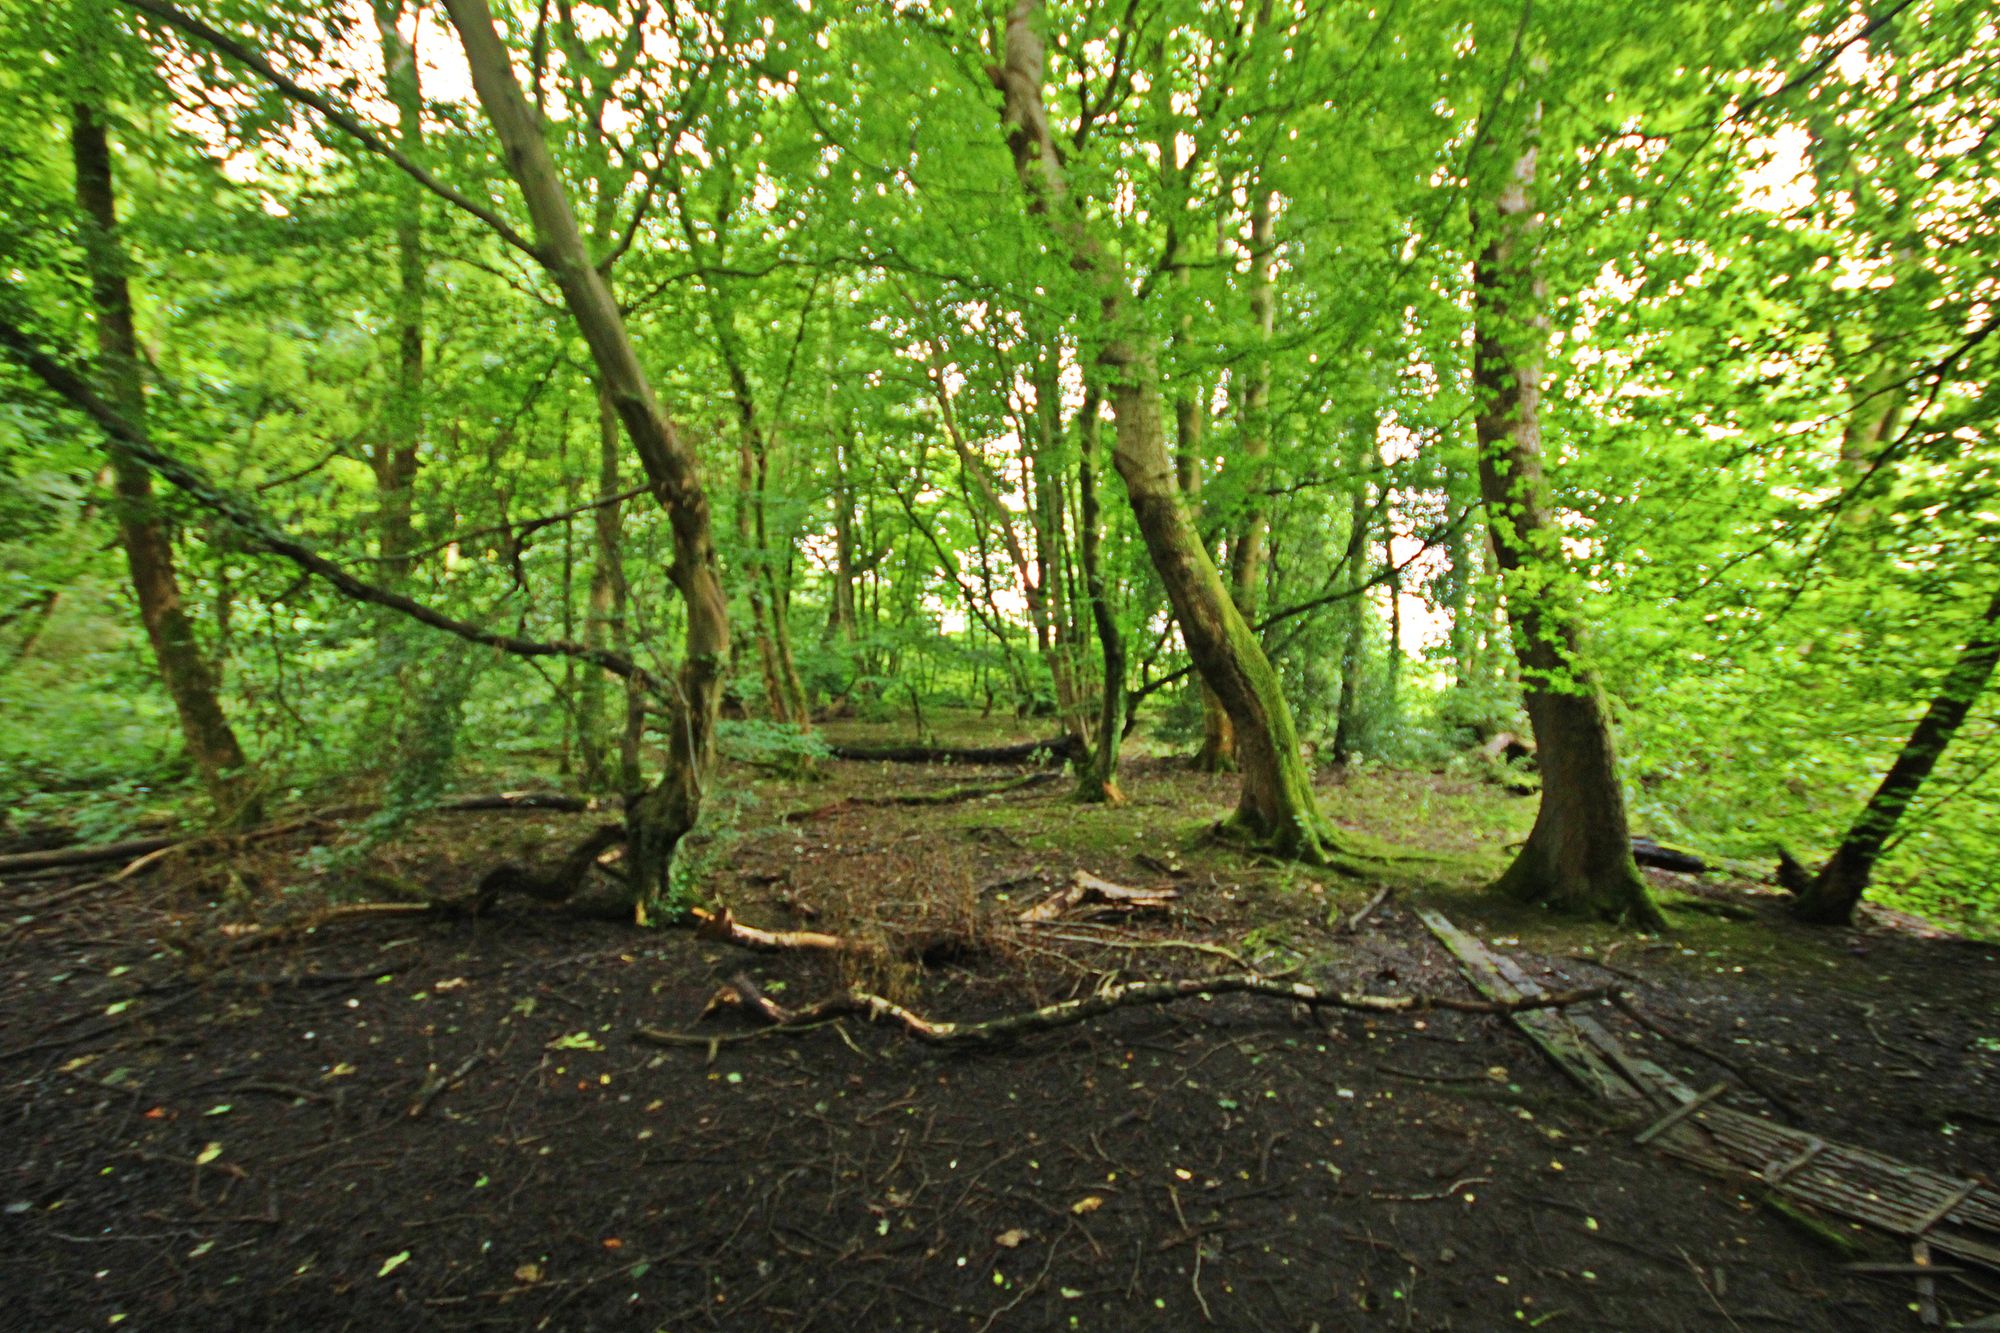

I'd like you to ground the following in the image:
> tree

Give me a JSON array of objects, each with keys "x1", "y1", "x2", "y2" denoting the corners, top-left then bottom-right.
[
  {"x1": 70, "y1": 102, "x2": 260, "y2": 825},
  {"x1": 1470, "y1": 105, "x2": 1660, "y2": 927},
  {"x1": 988, "y1": 0, "x2": 1361, "y2": 863}
]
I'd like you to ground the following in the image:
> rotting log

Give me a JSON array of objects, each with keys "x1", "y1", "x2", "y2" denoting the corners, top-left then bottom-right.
[
  {"x1": 826, "y1": 736, "x2": 1081, "y2": 765},
  {"x1": 784, "y1": 771, "x2": 1060, "y2": 822}
]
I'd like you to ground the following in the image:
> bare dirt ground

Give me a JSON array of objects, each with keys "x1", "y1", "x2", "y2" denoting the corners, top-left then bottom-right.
[{"x1": 4, "y1": 725, "x2": 1996, "y2": 1330}]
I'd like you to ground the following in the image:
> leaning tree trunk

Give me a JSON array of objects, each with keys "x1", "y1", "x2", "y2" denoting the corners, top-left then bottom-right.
[
  {"x1": 1794, "y1": 583, "x2": 2000, "y2": 924},
  {"x1": 1471, "y1": 124, "x2": 1660, "y2": 927},
  {"x1": 446, "y1": 0, "x2": 729, "y2": 906},
  {"x1": 71, "y1": 105, "x2": 260, "y2": 825},
  {"x1": 992, "y1": 0, "x2": 1350, "y2": 862}
]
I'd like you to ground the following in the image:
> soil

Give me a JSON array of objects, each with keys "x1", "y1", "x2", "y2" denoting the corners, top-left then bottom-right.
[{"x1": 4, "y1": 722, "x2": 1997, "y2": 1331}]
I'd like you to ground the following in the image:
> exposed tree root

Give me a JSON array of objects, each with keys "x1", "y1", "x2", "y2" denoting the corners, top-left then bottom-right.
[{"x1": 676, "y1": 971, "x2": 1617, "y2": 1050}]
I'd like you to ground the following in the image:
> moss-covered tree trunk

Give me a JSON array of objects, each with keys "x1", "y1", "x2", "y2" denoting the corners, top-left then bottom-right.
[
  {"x1": 1472, "y1": 126, "x2": 1659, "y2": 927},
  {"x1": 1794, "y1": 583, "x2": 2000, "y2": 925},
  {"x1": 71, "y1": 105, "x2": 259, "y2": 825},
  {"x1": 447, "y1": 0, "x2": 728, "y2": 907},
  {"x1": 992, "y1": 0, "x2": 1342, "y2": 859}
]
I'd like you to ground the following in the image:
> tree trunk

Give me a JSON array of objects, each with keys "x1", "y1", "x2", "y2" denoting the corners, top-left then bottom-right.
[
  {"x1": 579, "y1": 384, "x2": 639, "y2": 793},
  {"x1": 446, "y1": 0, "x2": 728, "y2": 906},
  {"x1": 1472, "y1": 125, "x2": 1659, "y2": 927},
  {"x1": 1330, "y1": 477, "x2": 1373, "y2": 768},
  {"x1": 991, "y1": 0, "x2": 1342, "y2": 859},
  {"x1": 1075, "y1": 395, "x2": 1126, "y2": 803},
  {"x1": 1228, "y1": 181, "x2": 1275, "y2": 624},
  {"x1": 828, "y1": 418, "x2": 859, "y2": 643},
  {"x1": 1794, "y1": 583, "x2": 2000, "y2": 924},
  {"x1": 71, "y1": 105, "x2": 260, "y2": 825},
  {"x1": 368, "y1": 0, "x2": 425, "y2": 576}
]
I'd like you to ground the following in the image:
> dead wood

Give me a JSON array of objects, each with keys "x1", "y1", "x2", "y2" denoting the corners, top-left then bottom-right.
[
  {"x1": 826, "y1": 736, "x2": 1080, "y2": 765},
  {"x1": 1018, "y1": 870, "x2": 1178, "y2": 924},
  {"x1": 1340, "y1": 886, "x2": 1393, "y2": 934},
  {"x1": 785, "y1": 771, "x2": 1059, "y2": 822},
  {"x1": 690, "y1": 906, "x2": 847, "y2": 952},
  {"x1": 1631, "y1": 836, "x2": 1708, "y2": 874},
  {"x1": 685, "y1": 972, "x2": 1616, "y2": 1050},
  {"x1": 0, "y1": 789, "x2": 603, "y2": 879},
  {"x1": 474, "y1": 822, "x2": 627, "y2": 911}
]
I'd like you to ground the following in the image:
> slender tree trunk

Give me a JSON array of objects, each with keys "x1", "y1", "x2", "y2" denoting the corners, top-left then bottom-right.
[
  {"x1": 1794, "y1": 583, "x2": 2000, "y2": 924},
  {"x1": 71, "y1": 105, "x2": 259, "y2": 825},
  {"x1": 446, "y1": 0, "x2": 728, "y2": 905},
  {"x1": 1472, "y1": 124, "x2": 1659, "y2": 927},
  {"x1": 829, "y1": 419, "x2": 859, "y2": 644},
  {"x1": 736, "y1": 437, "x2": 789, "y2": 722},
  {"x1": 1175, "y1": 256, "x2": 1234, "y2": 771},
  {"x1": 579, "y1": 385, "x2": 639, "y2": 793},
  {"x1": 1330, "y1": 478, "x2": 1373, "y2": 768},
  {"x1": 1075, "y1": 395, "x2": 1126, "y2": 803},
  {"x1": 369, "y1": 0, "x2": 425, "y2": 575},
  {"x1": 1228, "y1": 181, "x2": 1275, "y2": 623}
]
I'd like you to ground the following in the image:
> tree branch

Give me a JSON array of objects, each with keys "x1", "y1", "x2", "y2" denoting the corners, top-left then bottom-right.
[
  {"x1": 115, "y1": 0, "x2": 547, "y2": 262},
  {"x1": 0, "y1": 316, "x2": 663, "y2": 694}
]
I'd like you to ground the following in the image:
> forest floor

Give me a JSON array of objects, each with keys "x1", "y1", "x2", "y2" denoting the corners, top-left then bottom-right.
[{"x1": 3, "y1": 713, "x2": 1998, "y2": 1331}]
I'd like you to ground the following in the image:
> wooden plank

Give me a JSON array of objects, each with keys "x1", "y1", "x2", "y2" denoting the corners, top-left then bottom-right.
[
  {"x1": 1411, "y1": 907, "x2": 2000, "y2": 1280},
  {"x1": 1910, "y1": 1178, "x2": 1982, "y2": 1237},
  {"x1": 1415, "y1": 909, "x2": 1638, "y2": 1101},
  {"x1": 1636, "y1": 1082, "x2": 1728, "y2": 1145}
]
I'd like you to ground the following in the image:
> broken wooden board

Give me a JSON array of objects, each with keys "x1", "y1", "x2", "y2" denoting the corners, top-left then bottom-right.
[
  {"x1": 1415, "y1": 907, "x2": 1645, "y2": 1105},
  {"x1": 1415, "y1": 906, "x2": 2000, "y2": 1285}
]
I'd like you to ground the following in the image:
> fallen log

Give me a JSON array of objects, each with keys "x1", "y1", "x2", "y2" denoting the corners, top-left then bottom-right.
[
  {"x1": 667, "y1": 972, "x2": 1616, "y2": 1050},
  {"x1": 827, "y1": 736, "x2": 1080, "y2": 765},
  {"x1": 0, "y1": 789, "x2": 602, "y2": 879},
  {"x1": 785, "y1": 771, "x2": 1060, "y2": 822},
  {"x1": 1632, "y1": 836, "x2": 1707, "y2": 875},
  {"x1": 1018, "y1": 869, "x2": 1177, "y2": 924}
]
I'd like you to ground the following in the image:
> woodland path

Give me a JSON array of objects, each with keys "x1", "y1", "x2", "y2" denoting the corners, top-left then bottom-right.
[{"x1": 2, "y1": 742, "x2": 1997, "y2": 1330}]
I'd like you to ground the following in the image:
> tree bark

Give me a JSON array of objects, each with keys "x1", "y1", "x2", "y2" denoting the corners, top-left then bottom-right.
[
  {"x1": 445, "y1": 0, "x2": 729, "y2": 905},
  {"x1": 1228, "y1": 181, "x2": 1276, "y2": 624},
  {"x1": 992, "y1": 0, "x2": 1345, "y2": 861},
  {"x1": 578, "y1": 385, "x2": 640, "y2": 793},
  {"x1": 1471, "y1": 123, "x2": 1660, "y2": 927},
  {"x1": 1074, "y1": 395, "x2": 1126, "y2": 802},
  {"x1": 1794, "y1": 583, "x2": 2000, "y2": 924},
  {"x1": 367, "y1": 0, "x2": 425, "y2": 576},
  {"x1": 71, "y1": 105, "x2": 260, "y2": 825}
]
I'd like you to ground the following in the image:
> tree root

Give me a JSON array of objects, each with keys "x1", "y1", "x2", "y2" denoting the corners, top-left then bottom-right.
[{"x1": 677, "y1": 971, "x2": 1616, "y2": 1050}]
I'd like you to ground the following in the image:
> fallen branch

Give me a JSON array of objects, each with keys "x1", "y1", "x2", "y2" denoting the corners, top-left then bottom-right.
[
  {"x1": 690, "y1": 906, "x2": 847, "y2": 952},
  {"x1": 1019, "y1": 869, "x2": 1177, "y2": 924},
  {"x1": 827, "y1": 736, "x2": 1079, "y2": 765},
  {"x1": 0, "y1": 790, "x2": 602, "y2": 879},
  {"x1": 1341, "y1": 886, "x2": 1394, "y2": 934},
  {"x1": 785, "y1": 771, "x2": 1059, "y2": 822},
  {"x1": 683, "y1": 973, "x2": 1616, "y2": 1050}
]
